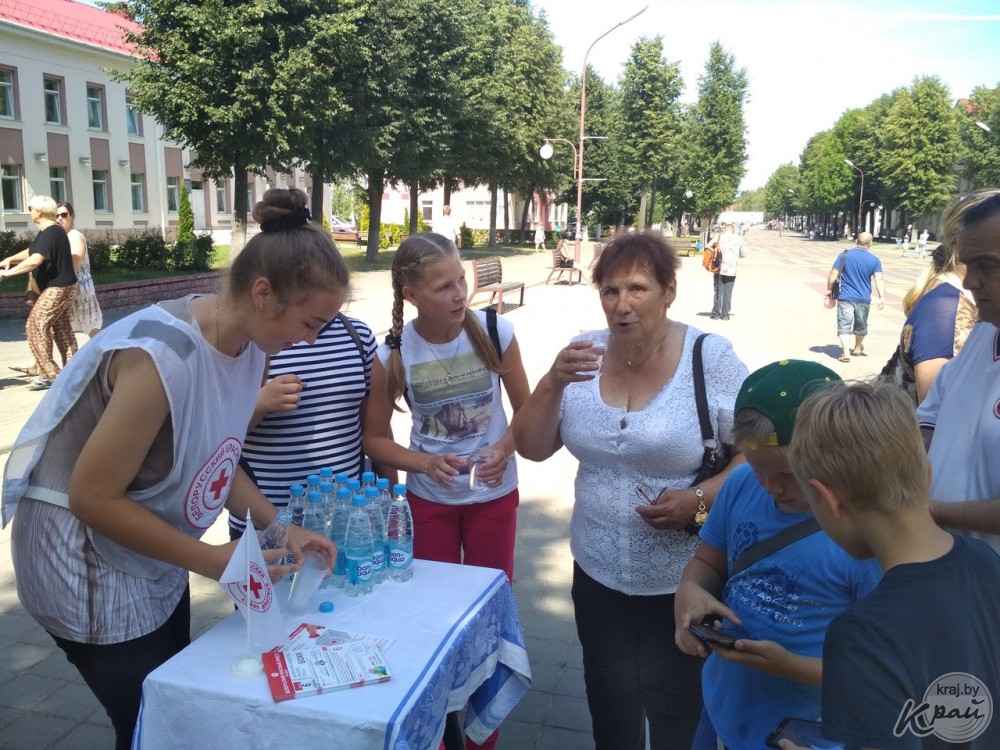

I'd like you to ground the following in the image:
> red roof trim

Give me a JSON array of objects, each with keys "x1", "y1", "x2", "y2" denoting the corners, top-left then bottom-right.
[{"x1": 0, "y1": 0, "x2": 139, "y2": 56}]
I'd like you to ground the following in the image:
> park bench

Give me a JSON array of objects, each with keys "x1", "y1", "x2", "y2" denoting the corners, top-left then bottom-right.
[
  {"x1": 546, "y1": 249, "x2": 583, "y2": 285},
  {"x1": 467, "y1": 259, "x2": 524, "y2": 313}
]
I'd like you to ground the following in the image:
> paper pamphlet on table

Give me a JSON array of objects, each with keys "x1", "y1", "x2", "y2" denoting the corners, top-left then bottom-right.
[
  {"x1": 262, "y1": 641, "x2": 391, "y2": 702},
  {"x1": 273, "y1": 622, "x2": 395, "y2": 654}
]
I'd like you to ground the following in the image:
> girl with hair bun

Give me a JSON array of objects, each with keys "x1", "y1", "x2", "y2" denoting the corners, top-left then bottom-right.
[
  {"x1": 1, "y1": 187, "x2": 342, "y2": 750},
  {"x1": 364, "y1": 233, "x2": 529, "y2": 580}
]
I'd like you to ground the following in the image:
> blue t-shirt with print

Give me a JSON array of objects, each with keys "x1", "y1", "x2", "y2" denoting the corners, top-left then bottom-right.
[
  {"x1": 699, "y1": 464, "x2": 882, "y2": 750},
  {"x1": 835, "y1": 248, "x2": 883, "y2": 302}
]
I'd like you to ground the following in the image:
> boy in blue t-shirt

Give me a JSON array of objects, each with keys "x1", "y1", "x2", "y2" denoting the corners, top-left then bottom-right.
[{"x1": 675, "y1": 360, "x2": 882, "y2": 750}]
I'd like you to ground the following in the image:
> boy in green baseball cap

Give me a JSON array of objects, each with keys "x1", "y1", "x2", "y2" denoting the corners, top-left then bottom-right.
[{"x1": 674, "y1": 360, "x2": 882, "y2": 750}]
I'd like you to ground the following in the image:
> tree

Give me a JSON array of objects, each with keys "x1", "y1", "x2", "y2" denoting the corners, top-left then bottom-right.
[
  {"x1": 112, "y1": 0, "x2": 358, "y2": 254},
  {"x1": 686, "y1": 42, "x2": 749, "y2": 234},
  {"x1": 799, "y1": 131, "x2": 851, "y2": 232},
  {"x1": 877, "y1": 76, "x2": 960, "y2": 220},
  {"x1": 959, "y1": 84, "x2": 1000, "y2": 187},
  {"x1": 763, "y1": 163, "x2": 800, "y2": 219},
  {"x1": 177, "y1": 180, "x2": 194, "y2": 243},
  {"x1": 733, "y1": 187, "x2": 765, "y2": 212},
  {"x1": 616, "y1": 36, "x2": 683, "y2": 229}
]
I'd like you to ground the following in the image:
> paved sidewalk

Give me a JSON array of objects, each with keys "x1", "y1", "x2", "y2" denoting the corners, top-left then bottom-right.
[{"x1": 0, "y1": 230, "x2": 926, "y2": 749}]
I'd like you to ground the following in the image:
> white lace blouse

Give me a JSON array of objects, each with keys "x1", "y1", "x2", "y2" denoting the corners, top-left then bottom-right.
[{"x1": 560, "y1": 326, "x2": 748, "y2": 596}]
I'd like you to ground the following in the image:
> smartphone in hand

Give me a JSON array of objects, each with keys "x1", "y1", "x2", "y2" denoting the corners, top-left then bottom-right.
[
  {"x1": 764, "y1": 717, "x2": 847, "y2": 749},
  {"x1": 687, "y1": 618, "x2": 747, "y2": 650}
]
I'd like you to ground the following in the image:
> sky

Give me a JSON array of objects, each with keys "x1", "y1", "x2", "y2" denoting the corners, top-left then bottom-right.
[{"x1": 533, "y1": 0, "x2": 1000, "y2": 190}]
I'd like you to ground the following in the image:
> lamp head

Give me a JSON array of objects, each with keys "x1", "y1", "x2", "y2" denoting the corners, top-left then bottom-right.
[{"x1": 539, "y1": 143, "x2": 554, "y2": 160}]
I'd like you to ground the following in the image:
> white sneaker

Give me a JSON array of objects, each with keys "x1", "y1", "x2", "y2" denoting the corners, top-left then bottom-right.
[{"x1": 28, "y1": 378, "x2": 51, "y2": 391}]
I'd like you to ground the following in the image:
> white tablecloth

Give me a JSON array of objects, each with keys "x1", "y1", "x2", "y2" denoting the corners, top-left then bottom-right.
[{"x1": 133, "y1": 561, "x2": 531, "y2": 750}]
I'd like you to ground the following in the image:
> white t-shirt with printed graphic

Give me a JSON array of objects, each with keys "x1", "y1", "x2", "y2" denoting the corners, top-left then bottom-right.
[{"x1": 376, "y1": 310, "x2": 517, "y2": 505}]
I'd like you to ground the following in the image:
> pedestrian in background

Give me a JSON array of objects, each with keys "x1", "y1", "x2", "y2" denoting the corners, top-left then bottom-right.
[
  {"x1": 710, "y1": 224, "x2": 746, "y2": 321},
  {"x1": 57, "y1": 201, "x2": 103, "y2": 339},
  {"x1": 826, "y1": 231, "x2": 884, "y2": 362}
]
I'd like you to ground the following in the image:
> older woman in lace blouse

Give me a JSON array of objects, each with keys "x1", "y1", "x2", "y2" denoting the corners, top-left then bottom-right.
[{"x1": 513, "y1": 232, "x2": 748, "y2": 750}]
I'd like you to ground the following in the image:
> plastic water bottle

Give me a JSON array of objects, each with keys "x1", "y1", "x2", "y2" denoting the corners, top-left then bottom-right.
[
  {"x1": 365, "y1": 487, "x2": 387, "y2": 584},
  {"x1": 347, "y1": 478, "x2": 361, "y2": 495},
  {"x1": 304, "y1": 490, "x2": 325, "y2": 535},
  {"x1": 327, "y1": 487, "x2": 351, "y2": 589},
  {"x1": 386, "y1": 483, "x2": 414, "y2": 582},
  {"x1": 287, "y1": 484, "x2": 306, "y2": 528},
  {"x1": 305, "y1": 474, "x2": 321, "y2": 495},
  {"x1": 320, "y1": 480, "x2": 336, "y2": 534},
  {"x1": 319, "y1": 466, "x2": 334, "y2": 484},
  {"x1": 361, "y1": 471, "x2": 376, "y2": 490},
  {"x1": 345, "y1": 493, "x2": 374, "y2": 597},
  {"x1": 335, "y1": 472, "x2": 350, "y2": 492},
  {"x1": 376, "y1": 477, "x2": 392, "y2": 524},
  {"x1": 257, "y1": 509, "x2": 292, "y2": 567}
]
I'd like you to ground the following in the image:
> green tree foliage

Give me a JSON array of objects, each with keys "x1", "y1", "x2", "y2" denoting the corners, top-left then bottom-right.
[
  {"x1": 799, "y1": 131, "x2": 851, "y2": 216},
  {"x1": 763, "y1": 163, "x2": 800, "y2": 218},
  {"x1": 686, "y1": 42, "x2": 749, "y2": 228},
  {"x1": 616, "y1": 36, "x2": 683, "y2": 229},
  {"x1": 111, "y1": 0, "x2": 358, "y2": 254},
  {"x1": 177, "y1": 180, "x2": 194, "y2": 243},
  {"x1": 733, "y1": 187, "x2": 765, "y2": 212},
  {"x1": 877, "y1": 76, "x2": 960, "y2": 219},
  {"x1": 959, "y1": 84, "x2": 1000, "y2": 187}
]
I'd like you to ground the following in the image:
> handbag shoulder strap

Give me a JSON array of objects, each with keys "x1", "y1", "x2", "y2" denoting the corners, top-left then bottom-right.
[
  {"x1": 730, "y1": 517, "x2": 821, "y2": 577},
  {"x1": 834, "y1": 249, "x2": 849, "y2": 272},
  {"x1": 692, "y1": 333, "x2": 714, "y2": 444}
]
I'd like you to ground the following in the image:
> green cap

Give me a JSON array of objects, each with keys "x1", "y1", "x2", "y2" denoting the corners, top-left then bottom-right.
[{"x1": 734, "y1": 360, "x2": 841, "y2": 446}]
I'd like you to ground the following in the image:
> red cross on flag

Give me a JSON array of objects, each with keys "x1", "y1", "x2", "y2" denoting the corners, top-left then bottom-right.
[{"x1": 220, "y1": 511, "x2": 288, "y2": 653}]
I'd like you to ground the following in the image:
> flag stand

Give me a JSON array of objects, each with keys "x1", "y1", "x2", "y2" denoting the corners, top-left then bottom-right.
[{"x1": 231, "y1": 509, "x2": 264, "y2": 678}]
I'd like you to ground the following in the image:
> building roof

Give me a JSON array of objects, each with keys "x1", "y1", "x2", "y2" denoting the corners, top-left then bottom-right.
[{"x1": 0, "y1": 0, "x2": 139, "y2": 56}]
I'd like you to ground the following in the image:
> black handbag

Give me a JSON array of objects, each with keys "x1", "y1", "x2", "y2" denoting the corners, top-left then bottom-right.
[{"x1": 687, "y1": 333, "x2": 731, "y2": 534}]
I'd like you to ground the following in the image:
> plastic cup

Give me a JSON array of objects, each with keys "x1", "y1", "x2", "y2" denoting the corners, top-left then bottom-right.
[
  {"x1": 461, "y1": 449, "x2": 496, "y2": 490},
  {"x1": 570, "y1": 329, "x2": 610, "y2": 371},
  {"x1": 287, "y1": 551, "x2": 331, "y2": 613}
]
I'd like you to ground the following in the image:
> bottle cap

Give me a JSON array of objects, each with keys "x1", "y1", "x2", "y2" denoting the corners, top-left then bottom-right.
[
  {"x1": 393, "y1": 483, "x2": 407, "y2": 496},
  {"x1": 289, "y1": 484, "x2": 305, "y2": 496},
  {"x1": 307, "y1": 474, "x2": 321, "y2": 484},
  {"x1": 336, "y1": 487, "x2": 351, "y2": 500},
  {"x1": 319, "y1": 601, "x2": 334, "y2": 613},
  {"x1": 376, "y1": 477, "x2": 390, "y2": 489},
  {"x1": 307, "y1": 490, "x2": 322, "y2": 503},
  {"x1": 362, "y1": 471, "x2": 376, "y2": 483},
  {"x1": 320, "y1": 481, "x2": 334, "y2": 493},
  {"x1": 365, "y1": 487, "x2": 379, "y2": 499},
  {"x1": 319, "y1": 467, "x2": 333, "y2": 478},
  {"x1": 352, "y1": 494, "x2": 366, "y2": 506}
]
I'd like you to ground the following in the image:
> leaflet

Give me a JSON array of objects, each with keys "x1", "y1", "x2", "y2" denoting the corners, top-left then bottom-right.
[{"x1": 262, "y1": 641, "x2": 391, "y2": 702}]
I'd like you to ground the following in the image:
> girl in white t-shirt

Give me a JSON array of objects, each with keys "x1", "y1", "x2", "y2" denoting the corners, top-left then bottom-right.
[{"x1": 364, "y1": 233, "x2": 530, "y2": 582}]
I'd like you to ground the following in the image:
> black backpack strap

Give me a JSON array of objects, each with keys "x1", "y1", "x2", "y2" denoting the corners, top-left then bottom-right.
[
  {"x1": 337, "y1": 312, "x2": 365, "y2": 360},
  {"x1": 692, "y1": 334, "x2": 714, "y2": 445},
  {"x1": 730, "y1": 518, "x2": 822, "y2": 577},
  {"x1": 486, "y1": 307, "x2": 502, "y2": 360}
]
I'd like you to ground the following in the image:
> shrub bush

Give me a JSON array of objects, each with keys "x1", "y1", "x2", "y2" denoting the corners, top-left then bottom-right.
[
  {"x1": 177, "y1": 182, "x2": 195, "y2": 244},
  {"x1": 115, "y1": 230, "x2": 169, "y2": 270},
  {"x1": 460, "y1": 224, "x2": 475, "y2": 248},
  {"x1": 169, "y1": 234, "x2": 214, "y2": 272},
  {"x1": 0, "y1": 230, "x2": 31, "y2": 256},
  {"x1": 88, "y1": 233, "x2": 113, "y2": 272}
]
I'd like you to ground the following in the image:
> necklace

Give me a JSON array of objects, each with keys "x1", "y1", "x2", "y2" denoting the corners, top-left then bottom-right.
[
  {"x1": 419, "y1": 326, "x2": 463, "y2": 385},
  {"x1": 214, "y1": 298, "x2": 247, "y2": 358},
  {"x1": 619, "y1": 325, "x2": 670, "y2": 371}
]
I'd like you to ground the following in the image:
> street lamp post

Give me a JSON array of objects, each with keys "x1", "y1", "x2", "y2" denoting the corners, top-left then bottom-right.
[
  {"x1": 569, "y1": 5, "x2": 648, "y2": 263},
  {"x1": 844, "y1": 159, "x2": 864, "y2": 234}
]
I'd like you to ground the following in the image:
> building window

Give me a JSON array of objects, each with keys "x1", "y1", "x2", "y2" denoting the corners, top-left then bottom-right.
[
  {"x1": 43, "y1": 77, "x2": 63, "y2": 124},
  {"x1": 421, "y1": 200, "x2": 434, "y2": 222},
  {"x1": 130, "y1": 173, "x2": 145, "y2": 212},
  {"x1": 2, "y1": 165, "x2": 22, "y2": 211},
  {"x1": 216, "y1": 181, "x2": 227, "y2": 213},
  {"x1": 49, "y1": 167, "x2": 67, "y2": 203},
  {"x1": 1, "y1": 68, "x2": 17, "y2": 119},
  {"x1": 86, "y1": 85, "x2": 104, "y2": 130},
  {"x1": 126, "y1": 95, "x2": 141, "y2": 136},
  {"x1": 166, "y1": 176, "x2": 179, "y2": 212},
  {"x1": 93, "y1": 170, "x2": 109, "y2": 211}
]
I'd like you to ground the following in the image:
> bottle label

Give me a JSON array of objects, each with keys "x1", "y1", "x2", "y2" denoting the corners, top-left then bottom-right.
[
  {"x1": 388, "y1": 542, "x2": 413, "y2": 569},
  {"x1": 372, "y1": 549, "x2": 385, "y2": 570},
  {"x1": 348, "y1": 556, "x2": 373, "y2": 583}
]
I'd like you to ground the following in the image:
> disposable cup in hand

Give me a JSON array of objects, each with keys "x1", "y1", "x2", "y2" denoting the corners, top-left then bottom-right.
[
  {"x1": 570, "y1": 330, "x2": 610, "y2": 372},
  {"x1": 462, "y1": 449, "x2": 496, "y2": 490},
  {"x1": 287, "y1": 551, "x2": 330, "y2": 613}
]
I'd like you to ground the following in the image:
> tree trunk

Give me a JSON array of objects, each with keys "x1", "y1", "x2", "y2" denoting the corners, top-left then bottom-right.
[
  {"x1": 443, "y1": 179, "x2": 452, "y2": 208},
  {"x1": 648, "y1": 179, "x2": 657, "y2": 228},
  {"x1": 230, "y1": 162, "x2": 249, "y2": 259},
  {"x1": 503, "y1": 187, "x2": 510, "y2": 240},
  {"x1": 310, "y1": 164, "x2": 325, "y2": 229},
  {"x1": 519, "y1": 191, "x2": 532, "y2": 243},
  {"x1": 408, "y1": 181, "x2": 419, "y2": 234},
  {"x1": 637, "y1": 185, "x2": 649, "y2": 231},
  {"x1": 366, "y1": 168, "x2": 384, "y2": 262},
  {"x1": 488, "y1": 181, "x2": 498, "y2": 246}
]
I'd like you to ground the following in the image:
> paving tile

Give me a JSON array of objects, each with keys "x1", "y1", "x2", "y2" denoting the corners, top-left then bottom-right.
[
  {"x1": 48, "y1": 721, "x2": 116, "y2": 750},
  {"x1": 0, "y1": 673, "x2": 62, "y2": 711},
  {"x1": 536, "y1": 724, "x2": 595, "y2": 750},
  {"x1": 546, "y1": 694, "x2": 592, "y2": 732},
  {"x1": 496, "y1": 718, "x2": 540, "y2": 750},
  {"x1": 525, "y1": 660, "x2": 561, "y2": 693},
  {"x1": 0, "y1": 711, "x2": 76, "y2": 750},
  {"x1": 524, "y1": 635, "x2": 572, "y2": 666},
  {"x1": 0, "y1": 641, "x2": 55, "y2": 675},
  {"x1": 506, "y1": 688, "x2": 552, "y2": 724},
  {"x1": 553, "y1": 666, "x2": 587, "y2": 698},
  {"x1": 31, "y1": 682, "x2": 103, "y2": 721}
]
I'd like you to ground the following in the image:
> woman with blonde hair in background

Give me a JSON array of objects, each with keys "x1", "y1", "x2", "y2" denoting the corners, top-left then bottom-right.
[{"x1": 880, "y1": 189, "x2": 992, "y2": 403}]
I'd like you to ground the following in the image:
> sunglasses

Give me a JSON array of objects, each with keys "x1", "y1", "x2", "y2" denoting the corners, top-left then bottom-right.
[{"x1": 56, "y1": 213, "x2": 70, "y2": 218}]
